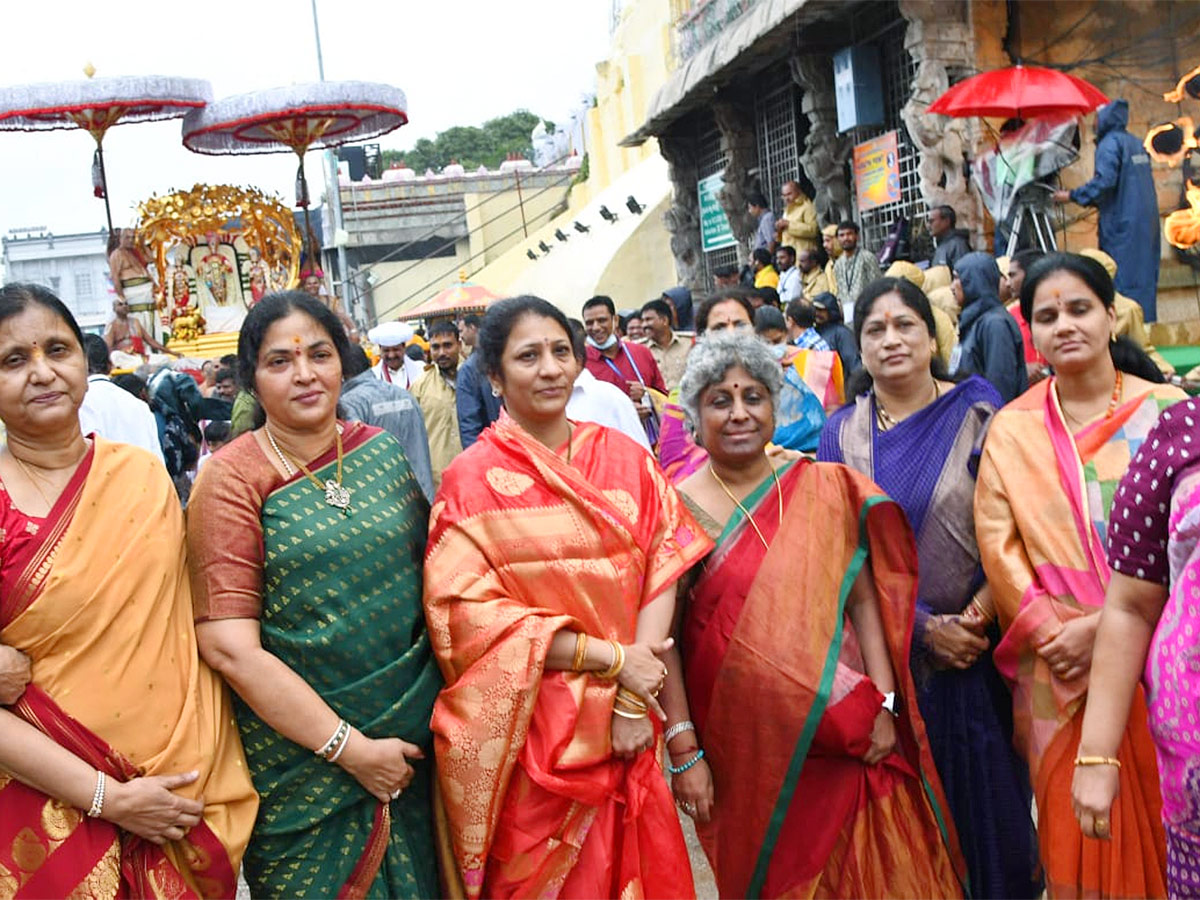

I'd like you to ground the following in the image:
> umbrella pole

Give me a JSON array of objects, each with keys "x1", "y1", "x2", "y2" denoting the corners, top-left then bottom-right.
[
  {"x1": 296, "y1": 153, "x2": 316, "y2": 266},
  {"x1": 95, "y1": 138, "x2": 114, "y2": 235}
]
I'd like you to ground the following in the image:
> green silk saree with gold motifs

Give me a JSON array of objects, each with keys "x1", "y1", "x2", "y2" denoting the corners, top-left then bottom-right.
[{"x1": 231, "y1": 426, "x2": 442, "y2": 898}]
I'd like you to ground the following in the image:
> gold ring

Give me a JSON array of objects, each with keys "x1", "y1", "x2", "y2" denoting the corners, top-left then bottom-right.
[{"x1": 1095, "y1": 816, "x2": 1109, "y2": 834}]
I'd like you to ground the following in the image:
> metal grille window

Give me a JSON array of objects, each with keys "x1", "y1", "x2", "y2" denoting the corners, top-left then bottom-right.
[
  {"x1": 697, "y1": 117, "x2": 739, "y2": 285},
  {"x1": 755, "y1": 81, "x2": 803, "y2": 211},
  {"x1": 847, "y1": 12, "x2": 926, "y2": 256},
  {"x1": 75, "y1": 271, "x2": 93, "y2": 303}
]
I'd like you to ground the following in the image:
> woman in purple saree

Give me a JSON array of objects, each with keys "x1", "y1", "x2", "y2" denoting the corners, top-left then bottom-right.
[{"x1": 819, "y1": 277, "x2": 1041, "y2": 898}]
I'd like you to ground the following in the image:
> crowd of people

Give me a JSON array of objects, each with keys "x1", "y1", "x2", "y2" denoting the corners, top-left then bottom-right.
[{"x1": 0, "y1": 173, "x2": 1196, "y2": 900}]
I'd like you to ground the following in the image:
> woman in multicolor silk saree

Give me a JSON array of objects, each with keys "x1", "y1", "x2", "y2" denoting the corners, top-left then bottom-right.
[
  {"x1": 819, "y1": 278, "x2": 1040, "y2": 899},
  {"x1": 975, "y1": 253, "x2": 1182, "y2": 898},
  {"x1": 187, "y1": 294, "x2": 442, "y2": 898},
  {"x1": 1074, "y1": 396, "x2": 1200, "y2": 896},
  {"x1": 0, "y1": 284, "x2": 256, "y2": 899},
  {"x1": 425, "y1": 297, "x2": 712, "y2": 899},
  {"x1": 662, "y1": 333, "x2": 965, "y2": 899}
]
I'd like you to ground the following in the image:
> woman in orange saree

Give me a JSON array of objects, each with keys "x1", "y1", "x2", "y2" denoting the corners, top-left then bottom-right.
[
  {"x1": 425, "y1": 297, "x2": 712, "y2": 899},
  {"x1": 661, "y1": 332, "x2": 965, "y2": 899},
  {"x1": 975, "y1": 253, "x2": 1182, "y2": 898},
  {"x1": 0, "y1": 284, "x2": 256, "y2": 898}
]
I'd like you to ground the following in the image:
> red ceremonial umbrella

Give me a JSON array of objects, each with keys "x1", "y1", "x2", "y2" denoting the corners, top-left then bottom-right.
[
  {"x1": 0, "y1": 71, "x2": 212, "y2": 232},
  {"x1": 181, "y1": 81, "x2": 407, "y2": 263},
  {"x1": 395, "y1": 277, "x2": 498, "y2": 322},
  {"x1": 928, "y1": 64, "x2": 1108, "y2": 119}
]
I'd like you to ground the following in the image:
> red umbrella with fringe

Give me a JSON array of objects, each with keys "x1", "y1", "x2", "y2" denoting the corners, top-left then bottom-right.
[{"x1": 928, "y1": 64, "x2": 1108, "y2": 119}]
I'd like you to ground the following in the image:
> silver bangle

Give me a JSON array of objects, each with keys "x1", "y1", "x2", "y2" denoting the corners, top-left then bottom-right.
[
  {"x1": 664, "y1": 720, "x2": 695, "y2": 743},
  {"x1": 327, "y1": 727, "x2": 351, "y2": 763},
  {"x1": 316, "y1": 718, "x2": 348, "y2": 758},
  {"x1": 87, "y1": 771, "x2": 106, "y2": 818}
]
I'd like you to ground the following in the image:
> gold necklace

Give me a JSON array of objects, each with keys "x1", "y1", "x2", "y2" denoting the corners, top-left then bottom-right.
[
  {"x1": 10, "y1": 453, "x2": 54, "y2": 510},
  {"x1": 708, "y1": 459, "x2": 784, "y2": 551},
  {"x1": 875, "y1": 380, "x2": 940, "y2": 432},
  {"x1": 1060, "y1": 370, "x2": 1123, "y2": 429},
  {"x1": 265, "y1": 424, "x2": 352, "y2": 515}
]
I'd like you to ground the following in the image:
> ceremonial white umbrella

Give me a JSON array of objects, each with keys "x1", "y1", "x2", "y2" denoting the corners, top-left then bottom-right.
[
  {"x1": 181, "y1": 81, "x2": 408, "y2": 263},
  {"x1": 0, "y1": 72, "x2": 213, "y2": 232}
]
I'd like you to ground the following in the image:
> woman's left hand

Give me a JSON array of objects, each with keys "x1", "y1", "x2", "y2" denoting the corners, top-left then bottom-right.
[
  {"x1": 1072, "y1": 762, "x2": 1119, "y2": 840},
  {"x1": 863, "y1": 709, "x2": 897, "y2": 765},
  {"x1": 610, "y1": 713, "x2": 654, "y2": 759},
  {"x1": 1037, "y1": 615, "x2": 1099, "y2": 682},
  {"x1": 671, "y1": 757, "x2": 714, "y2": 824}
]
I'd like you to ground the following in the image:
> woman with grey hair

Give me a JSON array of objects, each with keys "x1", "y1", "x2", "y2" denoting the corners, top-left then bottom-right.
[{"x1": 657, "y1": 332, "x2": 966, "y2": 898}]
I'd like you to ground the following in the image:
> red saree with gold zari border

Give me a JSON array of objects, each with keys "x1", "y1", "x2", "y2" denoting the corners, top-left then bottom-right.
[
  {"x1": 683, "y1": 459, "x2": 965, "y2": 899},
  {"x1": 976, "y1": 378, "x2": 1180, "y2": 898},
  {"x1": 0, "y1": 438, "x2": 256, "y2": 899},
  {"x1": 425, "y1": 413, "x2": 712, "y2": 899}
]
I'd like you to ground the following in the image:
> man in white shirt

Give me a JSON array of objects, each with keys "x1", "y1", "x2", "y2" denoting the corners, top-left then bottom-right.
[
  {"x1": 775, "y1": 245, "x2": 802, "y2": 304},
  {"x1": 367, "y1": 320, "x2": 426, "y2": 389},
  {"x1": 78, "y1": 334, "x2": 164, "y2": 462},
  {"x1": 566, "y1": 320, "x2": 651, "y2": 450}
]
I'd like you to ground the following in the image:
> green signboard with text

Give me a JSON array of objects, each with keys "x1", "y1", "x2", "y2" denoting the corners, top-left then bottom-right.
[{"x1": 698, "y1": 173, "x2": 737, "y2": 253}]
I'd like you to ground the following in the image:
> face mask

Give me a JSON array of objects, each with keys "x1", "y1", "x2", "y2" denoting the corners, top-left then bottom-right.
[
  {"x1": 587, "y1": 333, "x2": 618, "y2": 351},
  {"x1": 768, "y1": 343, "x2": 788, "y2": 360}
]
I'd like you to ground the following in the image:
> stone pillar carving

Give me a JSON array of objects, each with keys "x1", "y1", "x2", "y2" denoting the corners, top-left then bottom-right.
[
  {"x1": 659, "y1": 133, "x2": 705, "y2": 291},
  {"x1": 790, "y1": 55, "x2": 854, "y2": 226},
  {"x1": 898, "y1": 0, "x2": 985, "y2": 243},
  {"x1": 712, "y1": 99, "x2": 759, "y2": 262}
]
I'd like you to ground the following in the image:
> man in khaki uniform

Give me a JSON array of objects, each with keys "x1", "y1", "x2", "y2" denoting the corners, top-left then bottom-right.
[{"x1": 774, "y1": 181, "x2": 819, "y2": 253}]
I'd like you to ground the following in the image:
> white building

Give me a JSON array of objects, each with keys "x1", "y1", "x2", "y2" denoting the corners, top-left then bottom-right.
[{"x1": 2, "y1": 230, "x2": 113, "y2": 331}]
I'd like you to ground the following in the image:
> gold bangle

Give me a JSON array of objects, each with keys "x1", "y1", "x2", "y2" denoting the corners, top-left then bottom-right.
[
  {"x1": 1075, "y1": 756, "x2": 1122, "y2": 768},
  {"x1": 596, "y1": 640, "x2": 624, "y2": 680},
  {"x1": 614, "y1": 696, "x2": 648, "y2": 714},
  {"x1": 571, "y1": 633, "x2": 588, "y2": 672},
  {"x1": 612, "y1": 705, "x2": 648, "y2": 719},
  {"x1": 616, "y1": 686, "x2": 647, "y2": 708}
]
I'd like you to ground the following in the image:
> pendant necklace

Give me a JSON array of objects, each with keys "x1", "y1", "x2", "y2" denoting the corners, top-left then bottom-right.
[
  {"x1": 709, "y1": 459, "x2": 783, "y2": 551},
  {"x1": 875, "y1": 379, "x2": 939, "y2": 432},
  {"x1": 265, "y1": 423, "x2": 353, "y2": 515}
]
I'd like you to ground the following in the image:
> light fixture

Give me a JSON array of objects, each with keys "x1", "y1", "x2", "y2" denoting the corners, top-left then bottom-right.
[
  {"x1": 554, "y1": 228, "x2": 570, "y2": 242},
  {"x1": 526, "y1": 249, "x2": 538, "y2": 261},
  {"x1": 626, "y1": 195, "x2": 644, "y2": 215},
  {"x1": 599, "y1": 205, "x2": 618, "y2": 224},
  {"x1": 538, "y1": 240, "x2": 553, "y2": 254},
  {"x1": 573, "y1": 220, "x2": 590, "y2": 233}
]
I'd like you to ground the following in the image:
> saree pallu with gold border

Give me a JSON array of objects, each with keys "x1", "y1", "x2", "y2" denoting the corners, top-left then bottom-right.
[
  {"x1": 976, "y1": 378, "x2": 1182, "y2": 898},
  {"x1": 188, "y1": 423, "x2": 442, "y2": 899},
  {"x1": 683, "y1": 459, "x2": 965, "y2": 899},
  {"x1": 0, "y1": 438, "x2": 256, "y2": 898},
  {"x1": 425, "y1": 414, "x2": 712, "y2": 899}
]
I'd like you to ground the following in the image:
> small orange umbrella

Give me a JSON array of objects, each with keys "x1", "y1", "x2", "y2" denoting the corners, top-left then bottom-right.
[{"x1": 395, "y1": 277, "x2": 499, "y2": 321}]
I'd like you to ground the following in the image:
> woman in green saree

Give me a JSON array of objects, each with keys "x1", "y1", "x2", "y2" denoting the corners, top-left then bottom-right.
[{"x1": 186, "y1": 292, "x2": 442, "y2": 898}]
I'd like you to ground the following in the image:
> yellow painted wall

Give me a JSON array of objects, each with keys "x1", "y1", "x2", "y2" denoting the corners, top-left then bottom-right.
[
  {"x1": 472, "y1": 0, "x2": 679, "y2": 299},
  {"x1": 594, "y1": 193, "x2": 676, "y2": 304},
  {"x1": 465, "y1": 185, "x2": 567, "y2": 269},
  {"x1": 370, "y1": 245, "x2": 472, "y2": 322}
]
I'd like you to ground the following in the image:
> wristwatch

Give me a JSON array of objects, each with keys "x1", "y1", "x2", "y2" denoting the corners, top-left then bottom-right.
[{"x1": 881, "y1": 691, "x2": 900, "y2": 718}]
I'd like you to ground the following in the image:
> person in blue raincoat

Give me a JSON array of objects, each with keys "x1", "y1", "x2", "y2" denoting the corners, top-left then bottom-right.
[{"x1": 1054, "y1": 99, "x2": 1161, "y2": 320}]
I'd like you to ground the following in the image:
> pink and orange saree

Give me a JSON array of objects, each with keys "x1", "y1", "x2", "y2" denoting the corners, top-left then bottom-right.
[
  {"x1": 0, "y1": 438, "x2": 256, "y2": 898},
  {"x1": 976, "y1": 378, "x2": 1182, "y2": 898},
  {"x1": 425, "y1": 414, "x2": 712, "y2": 899}
]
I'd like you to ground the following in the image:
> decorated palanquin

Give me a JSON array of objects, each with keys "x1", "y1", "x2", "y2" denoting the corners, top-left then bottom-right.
[{"x1": 137, "y1": 184, "x2": 301, "y2": 351}]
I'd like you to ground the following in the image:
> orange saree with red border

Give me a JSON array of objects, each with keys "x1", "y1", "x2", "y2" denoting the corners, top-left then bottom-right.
[
  {"x1": 0, "y1": 439, "x2": 256, "y2": 898},
  {"x1": 425, "y1": 414, "x2": 712, "y2": 899}
]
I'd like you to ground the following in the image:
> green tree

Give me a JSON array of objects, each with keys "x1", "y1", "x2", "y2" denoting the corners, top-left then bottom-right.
[{"x1": 381, "y1": 109, "x2": 551, "y2": 172}]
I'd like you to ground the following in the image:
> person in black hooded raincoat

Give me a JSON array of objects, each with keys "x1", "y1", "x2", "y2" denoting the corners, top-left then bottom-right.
[
  {"x1": 1055, "y1": 100, "x2": 1160, "y2": 320},
  {"x1": 950, "y1": 251, "x2": 1029, "y2": 404}
]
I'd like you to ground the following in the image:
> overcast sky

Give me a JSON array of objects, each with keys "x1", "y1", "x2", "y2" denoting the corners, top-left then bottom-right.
[{"x1": 0, "y1": 0, "x2": 612, "y2": 238}]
